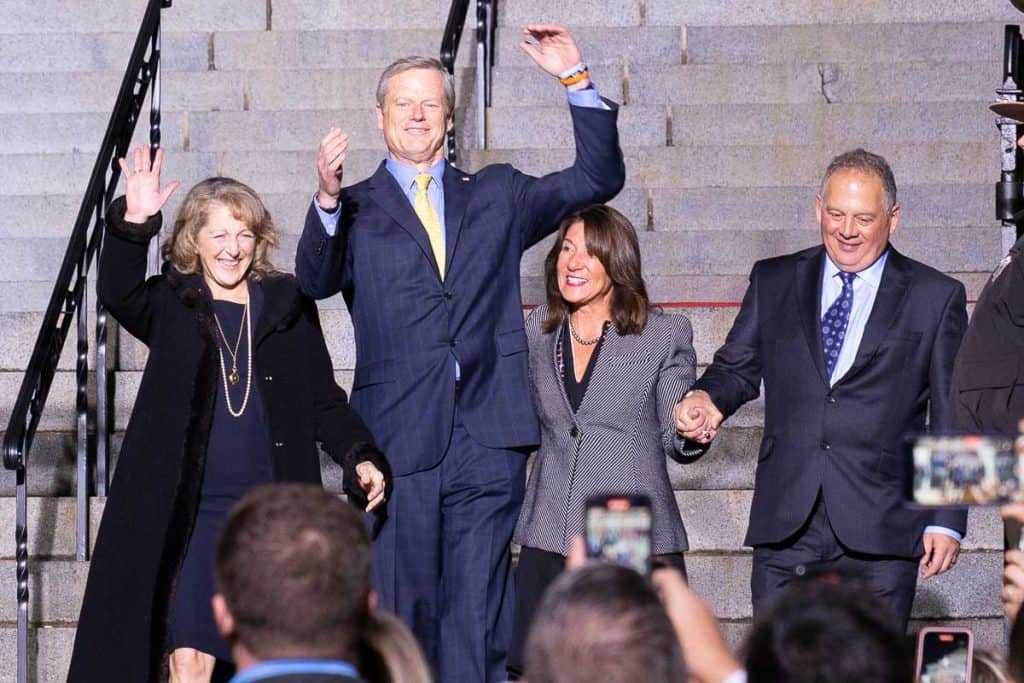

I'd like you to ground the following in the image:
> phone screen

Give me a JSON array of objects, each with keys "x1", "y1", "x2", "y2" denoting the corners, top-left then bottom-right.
[
  {"x1": 585, "y1": 496, "x2": 652, "y2": 576},
  {"x1": 911, "y1": 435, "x2": 1020, "y2": 506},
  {"x1": 916, "y1": 630, "x2": 972, "y2": 683}
]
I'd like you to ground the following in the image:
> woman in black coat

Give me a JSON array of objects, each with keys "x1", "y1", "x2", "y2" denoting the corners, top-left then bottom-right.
[{"x1": 67, "y1": 146, "x2": 390, "y2": 683}]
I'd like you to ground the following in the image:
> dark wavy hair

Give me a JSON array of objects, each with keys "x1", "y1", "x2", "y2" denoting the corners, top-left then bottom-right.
[{"x1": 542, "y1": 204, "x2": 653, "y2": 335}]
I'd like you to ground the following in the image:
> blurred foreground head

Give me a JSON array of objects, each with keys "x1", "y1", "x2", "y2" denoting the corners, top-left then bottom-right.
[
  {"x1": 523, "y1": 563, "x2": 685, "y2": 683},
  {"x1": 213, "y1": 483, "x2": 372, "y2": 661},
  {"x1": 744, "y1": 579, "x2": 912, "y2": 683}
]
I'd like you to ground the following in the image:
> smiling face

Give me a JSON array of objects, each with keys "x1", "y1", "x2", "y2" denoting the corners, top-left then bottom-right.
[
  {"x1": 195, "y1": 202, "x2": 255, "y2": 298},
  {"x1": 556, "y1": 220, "x2": 615, "y2": 314},
  {"x1": 376, "y1": 67, "x2": 450, "y2": 169},
  {"x1": 816, "y1": 168, "x2": 900, "y2": 273}
]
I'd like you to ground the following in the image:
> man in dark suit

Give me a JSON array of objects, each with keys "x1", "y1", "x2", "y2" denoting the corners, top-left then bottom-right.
[
  {"x1": 294, "y1": 25, "x2": 624, "y2": 681},
  {"x1": 212, "y1": 484, "x2": 373, "y2": 683},
  {"x1": 675, "y1": 149, "x2": 967, "y2": 629}
]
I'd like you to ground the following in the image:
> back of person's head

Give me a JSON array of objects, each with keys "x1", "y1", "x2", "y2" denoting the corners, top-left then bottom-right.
[
  {"x1": 523, "y1": 563, "x2": 686, "y2": 683},
  {"x1": 214, "y1": 483, "x2": 372, "y2": 660},
  {"x1": 973, "y1": 648, "x2": 1009, "y2": 683},
  {"x1": 744, "y1": 579, "x2": 912, "y2": 683},
  {"x1": 358, "y1": 611, "x2": 432, "y2": 683}
]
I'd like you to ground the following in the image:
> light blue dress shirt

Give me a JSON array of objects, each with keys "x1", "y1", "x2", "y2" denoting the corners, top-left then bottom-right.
[
  {"x1": 228, "y1": 659, "x2": 358, "y2": 683},
  {"x1": 820, "y1": 250, "x2": 961, "y2": 544}
]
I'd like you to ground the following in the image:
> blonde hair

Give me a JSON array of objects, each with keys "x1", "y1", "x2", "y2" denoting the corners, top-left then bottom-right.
[
  {"x1": 163, "y1": 177, "x2": 279, "y2": 279},
  {"x1": 359, "y1": 611, "x2": 432, "y2": 683}
]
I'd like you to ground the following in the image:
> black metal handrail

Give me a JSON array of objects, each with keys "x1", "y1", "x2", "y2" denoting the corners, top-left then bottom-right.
[
  {"x1": 1, "y1": 1, "x2": 170, "y2": 680},
  {"x1": 440, "y1": 0, "x2": 497, "y2": 162}
]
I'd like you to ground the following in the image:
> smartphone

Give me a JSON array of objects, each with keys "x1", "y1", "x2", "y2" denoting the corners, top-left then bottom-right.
[
  {"x1": 584, "y1": 494, "x2": 652, "y2": 576},
  {"x1": 911, "y1": 435, "x2": 1020, "y2": 506},
  {"x1": 915, "y1": 627, "x2": 973, "y2": 683}
]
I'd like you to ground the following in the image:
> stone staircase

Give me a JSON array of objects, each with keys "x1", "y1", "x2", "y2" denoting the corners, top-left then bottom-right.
[{"x1": 1, "y1": 0, "x2": 1022, "y2": 678}]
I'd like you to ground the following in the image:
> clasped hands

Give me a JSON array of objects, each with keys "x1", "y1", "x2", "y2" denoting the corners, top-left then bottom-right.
[{"x1": 673, "y1": 390, "x2": 724, "y2": 445}]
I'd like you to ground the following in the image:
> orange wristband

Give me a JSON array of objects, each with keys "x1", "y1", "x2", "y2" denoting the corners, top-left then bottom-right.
[{"x1": 560, "y1": 70, "x2": 590, "y2": 86}]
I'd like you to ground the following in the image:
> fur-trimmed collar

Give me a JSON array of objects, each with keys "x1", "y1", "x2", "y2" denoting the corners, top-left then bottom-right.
[{"x1": 164, "y1": 268, "x2": 306, "y2": 343}]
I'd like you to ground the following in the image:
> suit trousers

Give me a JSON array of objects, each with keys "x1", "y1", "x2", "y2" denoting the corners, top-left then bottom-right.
[
  {"x1": 372, "y1": 410, "x2": 528, "y2": 683},
  {"x1": 750, "y1": 493, "x2": 919, "y2": 631}
]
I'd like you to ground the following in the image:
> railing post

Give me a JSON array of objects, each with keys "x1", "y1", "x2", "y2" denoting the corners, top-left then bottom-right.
[
  {"x1": 15, "y1": 454, "x2": 27, "y2": 683},
  {"x1": 96, "y1": 198, "x2": 110, "y2": 497},
  {"x1": 147, "y1": 14, "x2": 163, "y2": 276},
  {"x1": 76, "y1": 240, "x2": 90, "y2": 561},
  {"x1": 475, "y1": 0, "x2": 488, "y2": 149}
]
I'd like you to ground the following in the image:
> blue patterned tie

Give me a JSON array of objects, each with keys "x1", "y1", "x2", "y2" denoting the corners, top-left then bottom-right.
[{"x1": 822, "y1": 272, "x2": 856, "y2": 379}]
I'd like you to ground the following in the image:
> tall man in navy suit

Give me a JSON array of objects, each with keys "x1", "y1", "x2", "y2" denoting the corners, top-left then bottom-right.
[
  {"x1": 294, "y1": 25, "x2": 624, "y2": 682},
  {"x1": 675, "y1": 149, "x2": 967, "y2": 629}
]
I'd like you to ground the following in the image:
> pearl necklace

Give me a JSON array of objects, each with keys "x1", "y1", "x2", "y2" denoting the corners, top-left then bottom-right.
[
  {"x1": 214, "y1": 301, "x2": 252, "y2": 418},
  {"x1": 568, "y1": 315, "x2": 603, "y2": 345}
]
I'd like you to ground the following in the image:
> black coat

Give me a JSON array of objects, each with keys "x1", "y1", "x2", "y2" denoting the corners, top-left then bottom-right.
[
  {"x1": 950, "y1": 234, "x2": 1024, "y2": 434},
  {"x1": 67, "y1": 198, "x2": 389, "y2": 683}
]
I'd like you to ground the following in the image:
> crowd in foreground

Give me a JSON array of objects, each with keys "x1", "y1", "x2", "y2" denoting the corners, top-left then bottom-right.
[{"x1": 207, "y1": 482, "x2": 1024, "y2": 683}]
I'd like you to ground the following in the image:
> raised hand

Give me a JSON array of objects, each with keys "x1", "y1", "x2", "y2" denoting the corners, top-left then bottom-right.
[
  {"x1": 518, "y1": 25, "x2": 588, "y2": 87},
  {"x1": 117, "y1": 145, "x2": 180, "y2": 224},
  {"x1": 316, "y1": 127, "x2": 349, "y2": 211}
]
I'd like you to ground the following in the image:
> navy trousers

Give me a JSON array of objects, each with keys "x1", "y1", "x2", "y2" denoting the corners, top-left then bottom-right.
[
  {"x1": 372, "y1": 414, "x2": 527, "y2": 683},
  {"x1": 750, "y1": 493, "x2": 919, "y2": 631}
]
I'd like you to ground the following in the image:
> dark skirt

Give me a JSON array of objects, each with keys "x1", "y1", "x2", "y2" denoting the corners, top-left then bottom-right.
[{"x1": 167, "y1": 499, "x2": 234, "y2": 661}]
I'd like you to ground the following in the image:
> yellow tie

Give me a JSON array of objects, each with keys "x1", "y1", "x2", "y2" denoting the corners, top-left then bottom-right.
[{"x1": 414, "y1": 173, "x2": 445, "y2": 279}]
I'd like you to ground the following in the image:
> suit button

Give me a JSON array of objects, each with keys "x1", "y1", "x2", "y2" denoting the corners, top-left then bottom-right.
[
  {"x1": 826, "y1": 395, "x2": 836, "y2": 404},
  {"x1": 570, "y1": 425, "x2": 579, "y2": 438},
  {"x1": 274, "y1": 441, "x2": 284, "y2": 448},
  {"x1": 821, "y1": 441, "x2": 831, "y2": 450},
  {"x1": 264, "y1": 375, "x2": 273, "y2": 382},
  {"x1": 449, "y1": 339, "x2": 457, "y2": 347},
  {"x1": 444, "y1": 292, "x2": 453, "y2": 300}
]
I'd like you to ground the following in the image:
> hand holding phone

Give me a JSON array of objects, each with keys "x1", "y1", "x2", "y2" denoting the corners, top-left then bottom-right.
[{"x1": 915, "y1": 627, "x2": 973, "y2": 683}]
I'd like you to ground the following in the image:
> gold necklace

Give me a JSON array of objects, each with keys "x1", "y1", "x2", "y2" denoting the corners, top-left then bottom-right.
[
  {"x1": 213, "y1": 300, "x2": 253, "y2": 418},
  {"x1": 213, "y1": 300, "x2": 248, "y2": 385}
]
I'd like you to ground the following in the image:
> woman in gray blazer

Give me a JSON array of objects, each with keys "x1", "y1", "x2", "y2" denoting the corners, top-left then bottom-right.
[{"x1": 507, "y1": 204, "x2": 703, "y2": 677}]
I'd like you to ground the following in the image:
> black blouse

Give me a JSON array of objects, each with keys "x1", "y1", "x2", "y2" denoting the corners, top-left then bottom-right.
[{"x1": 559, "y1": 319, "x2": 611, "y2": 413}]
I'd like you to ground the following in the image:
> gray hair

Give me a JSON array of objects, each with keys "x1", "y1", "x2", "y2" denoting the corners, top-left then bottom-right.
[
  {"x1": 376, "y1": 56, "x2": 455, "y2": 115},
  {"x1": 819, "y1": 148, "x2": 898, "y2": 212}
]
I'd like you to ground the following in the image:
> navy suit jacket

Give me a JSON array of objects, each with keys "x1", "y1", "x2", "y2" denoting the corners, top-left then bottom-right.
[
  {"x1": 693, "y1": 246, "x2": 968, "y2": 557},
  {"x1": 295, "y1": 103, "x2": 624, "y2": 476}
]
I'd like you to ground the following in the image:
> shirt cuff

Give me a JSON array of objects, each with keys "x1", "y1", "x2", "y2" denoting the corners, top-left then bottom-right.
[
  {"x1": 924, "y1": 526, "x2": 963, "y2": 543},
  {"x1": 313, "y1": 192, "x2": 341, "y2": 237},
  {"x1": 723, "y1": 669, "x2": 748, "y2": 683},
  {"x1": 566, "y1": 84, "x2": 609, "y2": 110}
]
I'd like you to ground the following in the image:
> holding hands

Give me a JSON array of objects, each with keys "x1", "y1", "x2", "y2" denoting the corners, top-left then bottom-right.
[
  {"x1": 118, "y1": 145, "x2": 180, "y2": 224},
  {"x1": 518, "y1": 25, "x2": 591, "y2": 91},
  {"x1": 673, "y1": 390, "x2": 724, "y2": 445},
  {"x1": 355, "y1": 460, "x2": 387, "y2": 512}
]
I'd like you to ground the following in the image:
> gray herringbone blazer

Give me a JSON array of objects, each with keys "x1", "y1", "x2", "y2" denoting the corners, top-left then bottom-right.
[{"x1": 514, "y1": 305, "x2": 703, "y2": 556}]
